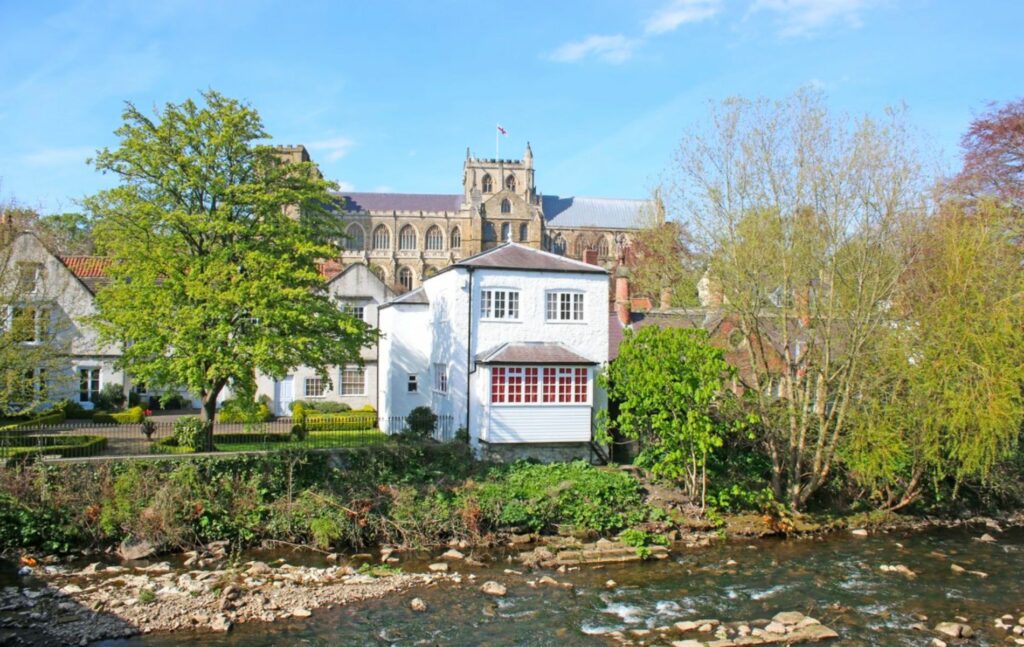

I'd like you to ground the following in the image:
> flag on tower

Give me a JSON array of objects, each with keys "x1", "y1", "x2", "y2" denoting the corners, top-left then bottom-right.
[{"x1": 497, "y1": 124, "x2": 508, "y2": 136}]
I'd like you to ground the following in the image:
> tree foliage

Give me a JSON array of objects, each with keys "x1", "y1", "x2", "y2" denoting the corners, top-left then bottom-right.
[
  {"x1": 954, "y1": 98, "x2": 1024, "y2": 210},
  {"x1": 603, "y1": 326, "x2": 744, "y2": 506},
  {"x1": 843, "y1": 200, "x2": 1024, "y2": 508},
  {"x1": 84, "y1": 91, "x2": 374, "y2": 446},
  {"x1": 628, "y1": 188, "x2": 701, "y2": 308},
  {"x1": 669, "y1": 89, "x2": 927, "y2": 509}
]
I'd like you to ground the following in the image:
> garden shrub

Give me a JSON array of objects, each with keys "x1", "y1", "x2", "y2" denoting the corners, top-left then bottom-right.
[
  {"x1": 309, "y1": 401, "x2": 351, "y2": 413},
  {"x1": 404, "y1": 406, "x2": 437, "y2": 439},
  {"x1": 60, "y1": 399, "x2": 93, "y2": 420},
  {"x1": 172, "y1": 416, "x2": 205, "y2": 451},
  {"x1": 93, "y1": 406, "x2": 145, "y2": 424},
  {"x1": 304, "y1": 413, "x2": 377, "y2": 432},
  {"x1": 93, "y1": 383, "x2": 126, "y2": 411},
  {"x1": 217, "y1": 399, "x2": 274, "y2": 423}
]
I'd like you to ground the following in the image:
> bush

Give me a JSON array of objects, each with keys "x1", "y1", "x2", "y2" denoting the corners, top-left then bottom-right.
[
  {"x1": 0, "y1": 411, "x2": 67, "y2": 431},
  {"x1": 213, "y1": 432, "x2": 291, "y2": 444},
  {"x1": 290, "y1": 400, "x2": 352, "y2": 414},
  {"x1": 2, "y1": 435, "x2": 107, "y2": 465},
  {"x1": 404, "y1": 407, "x2": 437, "y2": 439},
  {"x1": 93, "y1": 406, "x2": 145, "y2": 424},
  {"x1": 173, "y1": 417, "x2": 205, "y2": 451},
  {"x1": 360, "y1": 404, "x2": 376, "y2": 413},
  {"x1": 218, "y1": 399, "x2": 274, "y2": 423},
  {"x1": 149, "y1": 393, "x2": 185, "y2": 410},
  {"x1": 93, "y1": 383, "x2": 126, "y2": 411},
  {"x1": 292, "y1": 402, "x2": 307, "y2": 426},
  {"x1": 304, "y1": 414, "x2": 377, "y2": 432},
  {"x1": 460, "y1": 461, "x2": 651, "y2": 534},
  {"x1": 59, "y1": 400, "x2": 93, "y2": 420}
]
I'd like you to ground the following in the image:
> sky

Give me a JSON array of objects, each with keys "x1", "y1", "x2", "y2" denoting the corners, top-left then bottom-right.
[{"x1": 1, "y1": 0, "x2": 1021, "y2": 213}]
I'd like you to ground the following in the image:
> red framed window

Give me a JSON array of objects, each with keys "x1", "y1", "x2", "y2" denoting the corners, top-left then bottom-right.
[
  {"x1": 524, "y1": 368, "x2": 538, "y2": 403},
  {"x1": 542, "y1": 368, "x2": 557, "y2": 403},
  {"x1": 491, "y1": 367, "x2": 506, "y2": 403},
  {"x1": 574, "y1": 368, "x2": 587, "y2": 403},
  {"x1": 508, "y1": 368, "x2": 524, "y2": 403}
]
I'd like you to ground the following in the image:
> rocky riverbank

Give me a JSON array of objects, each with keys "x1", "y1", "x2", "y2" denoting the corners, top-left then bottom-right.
[{"x1": 0, "y1": 557, "x2": 456, "y2": 646}]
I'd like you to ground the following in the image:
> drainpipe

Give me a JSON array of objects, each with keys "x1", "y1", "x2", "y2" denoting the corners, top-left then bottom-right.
[{"x1": 465, "y1": 267, "x2": 475, "y2": 435}]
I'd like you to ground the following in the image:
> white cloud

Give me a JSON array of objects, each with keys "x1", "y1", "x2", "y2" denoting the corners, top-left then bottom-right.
[
  {"x1": 645, "y1": 0, "x2": 722, "y2": 34},
  {"x1": 750, "y1": 0, "x2": 877, "y2": 37},
  {"x1": 549, "y1": 34, "x2": 639, "y2": 64},
  {"x1": 371, "y1": 185, "x2": 395, "y2": 193},
  {"x1": 307, "y1": 137, "x2": 354, "y2": 162},
  {"x1": 335, "y1": 180, "x2": 355, "y2": 192},
  {"x1": 23, "y1": 146, "x2": 94, "y2": 167}
]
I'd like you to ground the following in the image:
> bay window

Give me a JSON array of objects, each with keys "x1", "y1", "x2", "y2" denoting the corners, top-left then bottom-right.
[{"x1": 491, "y1": 366, "x2": 588, "y2": 405}]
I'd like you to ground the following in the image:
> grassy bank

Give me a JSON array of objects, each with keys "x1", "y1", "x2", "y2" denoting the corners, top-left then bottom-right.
[{"x1": 0, "y1": 445, "x2": 666, "y2": 555}]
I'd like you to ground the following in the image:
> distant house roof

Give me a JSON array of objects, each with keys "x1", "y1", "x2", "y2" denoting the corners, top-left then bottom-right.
[
  {"x1": 477, "y1": 342, "x2": 596, "y2": 365},
  {"x1": 58, "y1": 256, "x2": 113, "y2": 294},
  {"x1": 382, "y1": 286, "x2": 430, "y2": 307},
  {"x1": 316, "y1": 259, "x2": 344, "y2": 281},
  {"x1": 453, "y1": 242, "x2": 607, "y2": 274},
  {"x1": 609, "y1": 313, "x2": 624, "y2": 361},
  {"x1": 334, "y1": 192, "x2": 463, "y2": 214},
  {"x1": 542, "y1": 196, "x2": 650, "y2": 230}
]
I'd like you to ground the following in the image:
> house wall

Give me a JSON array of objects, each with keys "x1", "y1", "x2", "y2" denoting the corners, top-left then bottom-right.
[{"x1": 377, "y1": 302, "x2": 433, "y2": 429}]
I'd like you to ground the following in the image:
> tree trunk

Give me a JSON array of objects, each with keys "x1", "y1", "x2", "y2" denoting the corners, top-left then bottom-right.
[{"x1": 198, "y1": 379, "x2": 227, "y2": 452}]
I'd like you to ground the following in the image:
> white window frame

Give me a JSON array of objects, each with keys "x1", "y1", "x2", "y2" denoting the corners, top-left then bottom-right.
[
  {"x1": 340, "y1": 365, "x2": 365, "y2": 396},
  {"x1": 480, "y1": 289, "x2": 520, "y2": 321},
  {"x1": 545, "y1": 290, "x2": 585, "y2": 322},
  {"x1": 79, "y1": 367, "x2": 100, "y2": 403},
  {"x1": 433, "y1": 363, "x2": 448, "y2": 394},
  {"x1": 343, "y1": 303, "x2": 366, "y2": 321},
  {"x1": 304, "y1": 376, "x2": 327, "y2": 399},
  {"x1": 489, "y1": 365, "x2": 590, "y2": 406}
]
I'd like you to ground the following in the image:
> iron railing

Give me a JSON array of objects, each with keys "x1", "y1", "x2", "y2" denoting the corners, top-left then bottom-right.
[{"x1": 0, "y1": 413, "x2": 457, "y2": 463}]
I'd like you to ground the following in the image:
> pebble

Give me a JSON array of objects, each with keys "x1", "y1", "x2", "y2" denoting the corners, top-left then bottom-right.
[
  {"x1": 409, "y1": 597, "x2": 427, "y2": 612},
  {"x1": 480, "y1": 581, "x2": 507, "y2": 596}
]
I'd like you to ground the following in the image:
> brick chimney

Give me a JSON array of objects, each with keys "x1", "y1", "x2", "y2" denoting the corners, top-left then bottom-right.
[
  {"x1": 615, "y1": 269, "x2": 631, "y2": 327},
  {"x1": 583, "y1": 249, "x2": 599, "y2": 266}
]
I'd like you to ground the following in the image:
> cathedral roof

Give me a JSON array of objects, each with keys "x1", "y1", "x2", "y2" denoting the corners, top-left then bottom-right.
[
  {"x1": 335, "y1": 192, "x2": 462, "y2": 213},
  {"x1": 542, "y1": 196, "x2": 651, "y2": 230},
  {"x1": 454, "y1": 243, "x2": 607, "y2": 274}
]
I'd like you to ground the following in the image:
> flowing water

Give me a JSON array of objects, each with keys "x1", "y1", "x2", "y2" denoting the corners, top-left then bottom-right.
[{"x1": 99, "y1": 525, "x2": 1024, "y2": 646}]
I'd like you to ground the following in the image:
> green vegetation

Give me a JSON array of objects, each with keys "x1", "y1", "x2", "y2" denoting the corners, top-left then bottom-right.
[
  {"x1": 0, "y1": 434, "x2": 107, "y2": 465},
  {"x1": 85, "y1": 90, "x2": 375, "y2": 449},
  {"x1": 0, "y1": 449, "x2": 662, "y2": 554}
]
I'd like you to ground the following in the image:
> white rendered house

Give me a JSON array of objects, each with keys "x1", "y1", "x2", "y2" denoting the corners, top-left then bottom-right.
[{"x1": 377, "y1": 242, "x2": 609, "y2": 461}]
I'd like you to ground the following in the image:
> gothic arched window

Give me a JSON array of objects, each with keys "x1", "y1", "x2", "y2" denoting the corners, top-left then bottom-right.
[
  {"x1": 481, "y1": 174, "x2": 493, "y2": 193},
  {"x1": 505, "y1": 175, "x2": 516, "y2": 191},
  {"x1": 483, "y1": 222, "x2": 496, "y2": 242},
  {"x1": 345, "y1": 223, "x2": 365, "y2": 251},
  {"x1": 370, "y1": 265, "x2": 387, "y2": 282},
  {"x1": 425, "y1": 226, "x2": 444, "y2": 251},
  {"x1": 450, "y1": 227, "x2": 462, "y2": 250},
  {"x1": 500, "y1": 198, "x2": 511, "y2": 214},
  {"x1": 500, "y1": 223, "x2": 511, "y2": 242},
  {"x1": 597, "y1": 236, "x2": 611, "y2": 258},
  {"x1": 519, "y1": 223, "x2": 528, "y2": 242},
  {"x1": 552, "y1": 234, "x2": 566, "y2": 256},
  {"x1": 397, "y1": 266, "x2": 413, "y2": 291},
  {"x1": 398, "y1": 225, "x2": 417, "y2": 250},
  {"x1": 573, "y1": 236, "x2": 588, "y2": 258},
  {"x1": 372, "y1": 225, "x2": 390, "y2": 250}
]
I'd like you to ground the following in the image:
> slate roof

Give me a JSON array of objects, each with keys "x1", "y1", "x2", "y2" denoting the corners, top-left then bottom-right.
[
  {"x1": 477, "y1": 342, "x2": 596, "y2": 365},
  {"x1": 454, "y1": 243, "x2": 607, "y2": 274},
  {"x1": 608, "y1": 313, "x2": 624, "y2": 361},
  {"x1": 384, "y1": 286, "x2": 430, "y2": 306},
  {"x1": 334, "y1": 192, "x2": 463, "y2": 213},
  {"x1": 58, "y1": 256, "x2": 113, "y2": 294},
  {"x1": 542, "y1": 196, "x2": 650, "y2": 230}
]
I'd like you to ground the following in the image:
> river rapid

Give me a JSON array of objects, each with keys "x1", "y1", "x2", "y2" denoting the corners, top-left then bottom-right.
[{"x1": 96, "y1": 524, "x2": 1024, "y2": 647}]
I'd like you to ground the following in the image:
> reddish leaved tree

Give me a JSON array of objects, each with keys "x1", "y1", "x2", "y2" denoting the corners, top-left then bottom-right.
[{"x1": 956, "y1": 98, "x2": 1024, "y2": 209}]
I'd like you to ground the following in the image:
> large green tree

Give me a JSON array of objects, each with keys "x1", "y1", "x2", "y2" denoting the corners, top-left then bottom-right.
[
  {"x1": 602, "y1": 326, "x2": 743, "y2": 507},
  {"x1": 85, "y1": 91, "x2": 373, "y2": 447},
  {"x1": 669, "y1": 89, "x2": 928, "y2": 509},
  {"x1": 844, "y1": 199, "x2": 1024, "y2": 508}
]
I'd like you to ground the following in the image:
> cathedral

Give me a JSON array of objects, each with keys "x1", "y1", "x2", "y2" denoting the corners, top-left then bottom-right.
[{"x1": 282, "y1": 143, "x2": 650, "y2": 292}]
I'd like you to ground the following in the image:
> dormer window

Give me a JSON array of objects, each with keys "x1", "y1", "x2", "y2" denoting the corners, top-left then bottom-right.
[
  {"x1": 482, "y1": 174, "x2": 493, "y2": 193},
  {"x1": 505, "y1": 175, "x2": 516, "y2": 191},
  {"x1": 500, "y1": 198, "x2": 511, "y2": 214},
  {"x1": 17, "y1": 263, "x2": 42, "y2": 295}
]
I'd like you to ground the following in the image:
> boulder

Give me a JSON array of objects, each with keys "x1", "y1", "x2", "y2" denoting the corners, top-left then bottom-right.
[
  {"x1": 428, "y1": 563, "x2": 449, "y2": 573},
  {"x1": 978, "y1": 533, "x2": 997, "y2": 543},
  {"x1": 934, "y1": 622, "x2": 970, "y2": 638},
  {"x1": 210, "y1": 614, "x2": 232, "y2": 632},
  {"x1": 765, "y1": 621, "x2": 788, "y2": 634},
  {"x1": 118, "y1": 538, "x2": 156, "y2": 562},
  {"x1": 441, "y1": 549, "x2": 465, "y2": 561},
  {"x1": 409, "y1": 597, "x2": 427, "y2": 612},
  {"x1": 292, "y1": 608, "x2": 312, "y2": 618},
  {"x1": 773, "y1": 611, "x2": 806, "y2": 625},
  {"x1": 480, "y1": 581, "x2": 507, "y2": 596},
  {"x1": 851, "y1": 528, "x2": 869, "y2": 537}
]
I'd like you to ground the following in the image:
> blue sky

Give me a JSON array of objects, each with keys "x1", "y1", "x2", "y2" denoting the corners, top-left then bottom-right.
[{"x1": 1, "y1": 0, "x2": 1020, "y2": 213}]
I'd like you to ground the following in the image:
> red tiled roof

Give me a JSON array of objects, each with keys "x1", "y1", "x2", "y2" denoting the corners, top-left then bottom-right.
[
  {"x1": 59, "y1": 256, "x2": 112, "y2": 278},
  {"x1": 316, "y1": 259, "x2": 344, "y2": 281},
  {"x1": 477, "y1": 342, "x2": 596, "y2": 365}
]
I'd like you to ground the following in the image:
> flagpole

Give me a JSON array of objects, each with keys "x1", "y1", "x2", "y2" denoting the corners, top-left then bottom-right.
[{"x1": 495, "y1": 124, "x2": 499, "y2": 160}]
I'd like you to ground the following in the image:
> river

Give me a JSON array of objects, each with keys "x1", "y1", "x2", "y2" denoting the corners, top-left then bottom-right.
[{"x1": 94, "y1": 524, "x2": 1023, "y2": 646}]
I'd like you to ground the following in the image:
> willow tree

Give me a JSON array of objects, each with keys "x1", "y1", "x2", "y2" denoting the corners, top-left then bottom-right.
[
  {"x1": 85, "y1": 91, "x2": 373, "y2": 448},
  {"x1": 844, "y1": 200, "x2": 1024, "y2": 508},
  {"x1": 669, "y1": 89, "x2": 927, "y2": 510}
]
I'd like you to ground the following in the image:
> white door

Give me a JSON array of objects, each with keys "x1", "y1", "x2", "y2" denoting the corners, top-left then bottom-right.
[{"x1": 275, "y1": 376, "x2": 294, "y2": 417}]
